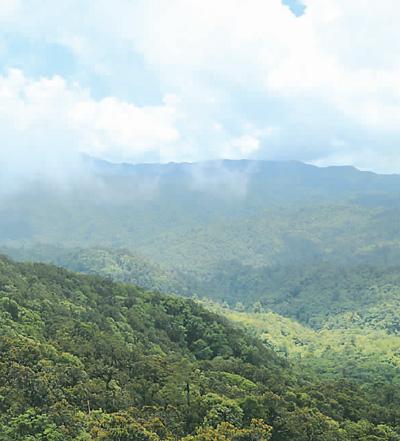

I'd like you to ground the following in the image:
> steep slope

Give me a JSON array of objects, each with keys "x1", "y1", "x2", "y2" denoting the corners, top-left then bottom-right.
[
  {"x1": 210, "y1": 263, "x2": 400, "y2": 328},
  {"x1": 0, "y1": 256, "x2": 399, "y2": 440},
  {"x1": 2, "y1": 245, "x2": 189, "y2": 295},
  {"x1": 212, "y1": 303, "x2": 400, "y2": 385},
  {"x1": 7, "y1": 246, "x2": 400, "y2": 332},
  {"x1": 0, "y1": 255, "x2": 281, "y2": 439}
]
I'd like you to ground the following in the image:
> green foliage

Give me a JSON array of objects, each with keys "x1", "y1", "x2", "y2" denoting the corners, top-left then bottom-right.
[
  {"x1": 3, "y1": 246, "x2": 188, "y2": 296},
  {"x1": 0, "y1": 256, "x2": 281, "y2": 439},
  {"x1": 181, "y1": 419, "x2": 273, "y2": 441},
  {"x1": 1, "y1": 256, "x2": 400, "y2": 439},
  {"x1": 3, "y1": 161, "x2": 400, "y2": 439},
  {"x1": 3, "y1": 159, "x2": 400, "y2": 306},
  {"x1": 214, "y1": 301, "x2": 400, "y2": 383}
]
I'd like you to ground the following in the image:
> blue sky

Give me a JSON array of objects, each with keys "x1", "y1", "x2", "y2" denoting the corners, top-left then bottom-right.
[
  {"x1": 283, "y1": 0, "x2": 306, "y2": 16},
  {"x1": 0, "y1": 0, "x2": 400, "y2": 173}
]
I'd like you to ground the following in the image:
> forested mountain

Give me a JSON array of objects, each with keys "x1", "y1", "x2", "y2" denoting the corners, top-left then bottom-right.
[
  {"x1": 5, "y1": 246, "x2": 400, "y2": 331},
  {"x1": 191, "y1": 263, "x2": 400, "y2": 326},
  {"x1": 2, "y1": 159, "x2": 400, "y2": 259},
  {"x1": 1, "y1": 255, "x2": 400, "y2": 440},
  {"x1": 2, "y1": 245, "x2": 189, "y2": 296},
  {"x1": 2, "y1": 160, "x2": 400, "y2": 438},
  {"x1": 211, "y1": 301, "x2": 400, "y2": 385},
  {"x1": 2, "y1": 158, "x2": 400, "y2": 307}
]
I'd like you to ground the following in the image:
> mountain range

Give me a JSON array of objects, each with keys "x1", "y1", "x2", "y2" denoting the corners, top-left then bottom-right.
[{"x1": 1, "y1": 159, "x2": 400, "y2": 439}]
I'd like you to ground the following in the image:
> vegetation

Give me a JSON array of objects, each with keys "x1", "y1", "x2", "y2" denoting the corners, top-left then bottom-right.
[
  {"x1": 199, "y1": 263, "x2": 400, "y2": 327},
  {"x1": 2, "y1": 160, "x2": 400, "y2": 438},
  {"x1": 2, "y1": 245, "x2": 188, "y2": 295},
  {"x1": 210, "y1": 302, "x2": 400, "y2": 385},
  {"x1": 7, "y1": 246, "x2": 400, "y2": 332},
  {"x1": 2, "y1": 160, "x2": 400, "y2": 277},
  {"x1": 1, "y1": 256, "x2": 400, "y2": 439}
]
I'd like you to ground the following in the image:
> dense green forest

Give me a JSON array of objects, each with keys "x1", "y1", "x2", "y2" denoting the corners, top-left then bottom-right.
[
  {"x1": 2, "y1": 246, "x2": 188, "y2": 296},
  {"x1": 195, "y1": 262, "x2": 400, "y2": 326},
  {"x1": 7, "y1": 246, "x2": 400, "y2": 385},
  {"x1": 209, "y1": 301, "x2": 400, "y2": 384},
  {"x1": 1, "y1": 255, "x2": 400, "y2": 440},
  {"x1": 2, "y1": 160, "x2": 400, "y2": 439},
  {"x1": 5, "y1": 246, "x2": 400, "y2": 330},
  {"x1": 2, "y1": 160, "x2": 400, "y2": 308},
  {"x1": 2, "y1": 160, "x2": 400, "y2": 265}
]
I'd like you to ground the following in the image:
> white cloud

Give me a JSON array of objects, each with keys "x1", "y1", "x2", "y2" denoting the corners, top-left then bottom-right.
[
  {"x1": 0, "y1": 69, "x2": 181, "y2": 190},
  {"x1": 128, "y1": 0, "x2": 400, "y2": 120},
  {"x1": 0, "y1": 69, "x2": 180, "y2": 157},
  {"x1": 0, "y1": 69, "x2": 84, "y2": 189},
  {"x1": 2, "y1": 1, "x2": 400, "y2": 171},
  {"x1": 129, "y1": 0, "x2": 300, "y2": 89},
  {"x1": 0, "y1": 68, "x2": 265, "y2": 177},
  {"x1": 125, "y1": 0, "x2": 400, "y2": 171},
  {"x1": 227, "y1": 135, "x2": 261, "y2": 158},
  {"x1": 71, "y1": 96, "x2": 180, "y2": 162},
  {"x1": 0, "y1": 0, "x2": 20, "y2": 21}
]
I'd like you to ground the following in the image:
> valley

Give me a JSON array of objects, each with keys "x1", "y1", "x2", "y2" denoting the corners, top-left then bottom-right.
[{"x1": 1, "y1": 159, "x2": 400, "y2": 439}]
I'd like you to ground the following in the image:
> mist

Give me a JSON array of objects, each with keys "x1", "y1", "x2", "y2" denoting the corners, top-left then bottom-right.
[
  {"x1": 0, "y1": 145, "x2": 86, "y2": 196},
  {"x1": 0, "y1": 141, "x2": 264, "y2": 204}
]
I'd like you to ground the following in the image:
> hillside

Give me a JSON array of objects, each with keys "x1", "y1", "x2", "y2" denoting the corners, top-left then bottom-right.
[
  {"x1": 7, "y1": 246, "x2": 400, "y2": 332},
  {"x1": 1, "y1": 159, "x2": 400, "y2": 307},
  {"x1": 1, "y1": 256, "x2": 399, "y2": 440},
  {"x1": 1, "y1": 245, "x2": 189, "y2": 295},
  {"x1": 194, "y1": 263, "x2": 400, "y2": 327},
  {"x1": 210, "y1": 302, "x2": 400, "y2": 385}
]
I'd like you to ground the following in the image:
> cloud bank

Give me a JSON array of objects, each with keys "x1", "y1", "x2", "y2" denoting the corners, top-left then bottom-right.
[{"x1": 1, "y1": 0, "x2": 400, "y2": 172}]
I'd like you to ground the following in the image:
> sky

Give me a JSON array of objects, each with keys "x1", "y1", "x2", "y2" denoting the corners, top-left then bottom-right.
[{"x1": 1, "y1": 0, "x2": 400, "y2": 173}]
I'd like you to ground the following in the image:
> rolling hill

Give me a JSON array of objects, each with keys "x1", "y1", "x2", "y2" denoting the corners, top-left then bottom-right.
[
  {"x1": 2, "y1": 158, "x2": 400, "y2": 309},
  {"x1": 0, "y1": 255, "x2": 399, "y2": 440}
]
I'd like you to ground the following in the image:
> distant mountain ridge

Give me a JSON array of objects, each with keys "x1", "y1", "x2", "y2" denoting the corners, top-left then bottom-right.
[
  {"x1": 2, "y1": 157, "x2": 400, "y2": 310},
  {"x1": 86, "y1": 157, "x2": 400, "y2": 200},
  {"x1": 2, "y1": 159, "x2": 400, "y2": 438}
]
